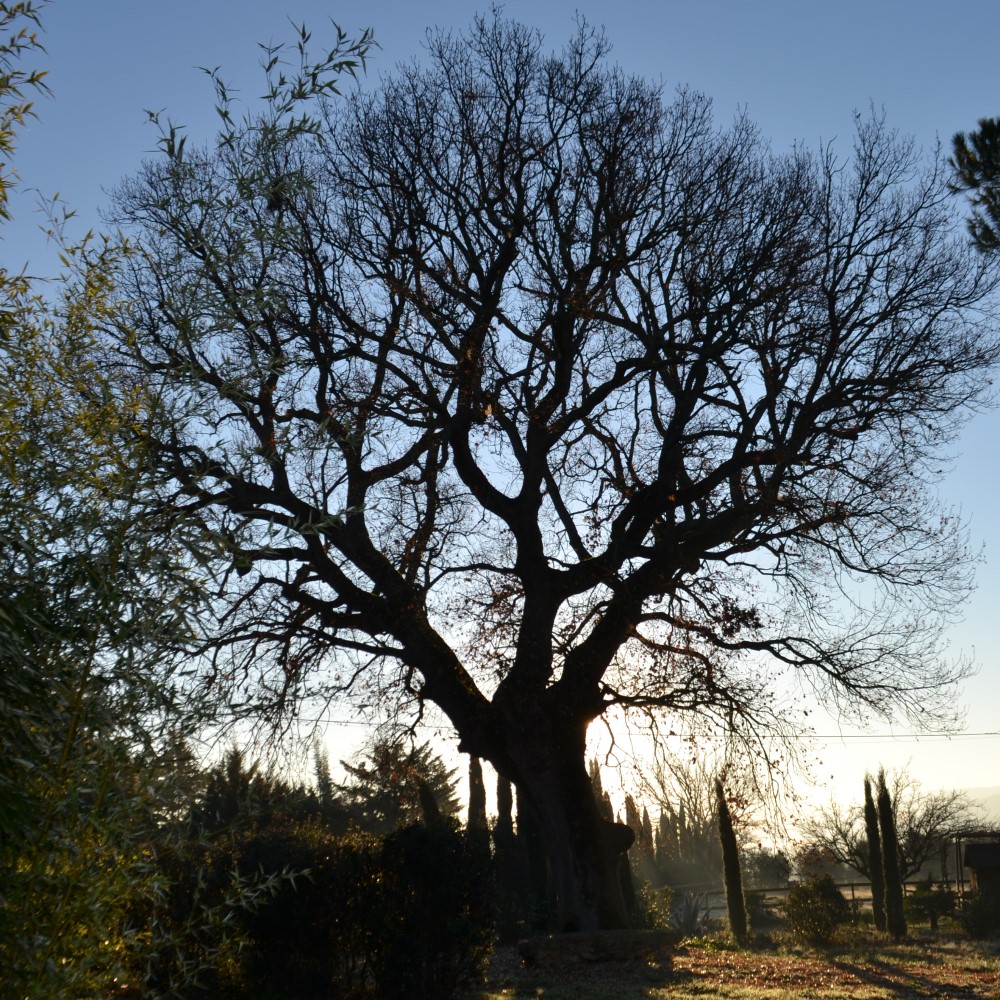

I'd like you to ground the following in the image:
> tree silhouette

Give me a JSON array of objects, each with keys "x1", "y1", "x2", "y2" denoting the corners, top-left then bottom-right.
[
  {"x1": 716, "y1": 779, "x2": 748, "y2": 944},
  {"x1": 110, "y1": 15, "x2": 1000, "y2": 928},
  {"x1": 877, "y1": 769, "x2": 907, "y2": 940},
  {"x1": 802, "y1": 768, "x2": 974, "y2": 882},
  {"x1": 467, "y1": 755, "x2": 488, "y2": 832},
  {"x1": 340, "y1": 738, "x2": 461, "y2": 834},
  {"x1": 864, "y1": 775, "x2": 887, "y2": 932}
]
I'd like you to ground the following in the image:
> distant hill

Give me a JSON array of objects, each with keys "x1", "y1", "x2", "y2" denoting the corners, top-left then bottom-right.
[{"x1": 964, "y1": 786, "x2": 1000, "y2": 826}]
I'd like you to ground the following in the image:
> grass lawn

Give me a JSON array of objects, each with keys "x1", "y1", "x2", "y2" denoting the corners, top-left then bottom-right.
[{"x1": 467, "y1": 927, "x2": 1000, "y2": 999}]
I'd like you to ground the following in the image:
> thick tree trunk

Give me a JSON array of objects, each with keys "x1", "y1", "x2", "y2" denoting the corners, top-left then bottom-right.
[
  {"x1": 520, "y1": 770, "x2": 626, "y2": 930},
  {"x1": 504, "y1": 728, "x2": 629, "y2": 932}
]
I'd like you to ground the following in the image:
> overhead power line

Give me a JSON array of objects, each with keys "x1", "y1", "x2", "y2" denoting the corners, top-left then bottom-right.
[{"x1": 304, "y1": 715, "x2": 1000, "y2": 742}]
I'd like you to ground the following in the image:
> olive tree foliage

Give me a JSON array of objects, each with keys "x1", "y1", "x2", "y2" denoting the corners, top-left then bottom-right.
[
  {"x1": 108, "y1": 15, "x2": 1000, "y2": 928},
  {"x1": 0, "y1": 0, "x2": 47, "y2": 221},
  {"x1": 0, "y1": 4, "x2": 215, "y2": 993},
  {"x1": 800, "y1": 768, "x2": 978, "y2": 882},
  {"x1": 0, "y1": 167, "x2": 214, "y2": 1000}
]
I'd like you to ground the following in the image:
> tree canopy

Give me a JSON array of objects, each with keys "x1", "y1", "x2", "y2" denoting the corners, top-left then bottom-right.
[
  {"x1": 951, "y1": 116, "x2": 1000, "y2": 252},
  {"x1": 339, "y1": 737, "x2": 462, "y2": 834},
  {"x1": 107, "y1": 15, "x2": 1000, "y2": 928},
  {"x1": 0, "y1": 4, "x2": 217, "y2": 988}
]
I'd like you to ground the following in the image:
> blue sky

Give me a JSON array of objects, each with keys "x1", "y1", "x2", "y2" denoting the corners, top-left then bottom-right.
[{"x1": 8, "y1": 0, "x2": 1000, "y2": 808}]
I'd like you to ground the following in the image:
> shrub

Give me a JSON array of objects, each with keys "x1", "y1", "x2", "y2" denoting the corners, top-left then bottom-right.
[
  {"x1": 634, "y1": 881, "x2": 674, "y2": 929},
  {"x1": 135, "y1": 834, "x2": 300, "y2": 998},
  {"x1": 745, "y1": 889, "x2": 783, "y2": 930},
  {"x1": 369, "y1": 822, "x2": 495, "y2": 999},
  {"x1": 140, "y1": 819, "x2": 496, "y2": 999},
  {"x1": 219, "y1": 822, "x2": 382, "y2": 998},
  {"x1": 956, "y1": 890, "x2": 1000, "y2": 940},
  {"x1": 904, "y1": 878, "x2": 955, "y2": 932},
  {"x1": 784, "y1": 875, "x2": 851, "y2": 945}
]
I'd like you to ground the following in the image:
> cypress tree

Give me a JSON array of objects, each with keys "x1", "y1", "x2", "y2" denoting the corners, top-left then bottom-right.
[
  {"x1": 493, "y1": 774, "x2": 519, "y2": 941},
  {"x1": 864, "y1": 775, "x2": 887, "y2": 932},
  {"x1": 640, "y1": 806, "x2": 656, "y2": 878},
  {"x1": 715, "y1": 779, "x2": 748, "y2": 944},
  {"x1": 467, "y1": 755, "x2": 488, "y2": 831},
  {"x1": 589, "y1": 757, "x2": 614, "y2": 821},
  {"x1": 417, "y1": 776, "x2": 444, "y2": 827},
  {"x1": 678, "y1": 801, "x2": 689, "y2": 861},
  {"x1": 641, "y1": 807, "x2": 654, "y2": 855},
  {"x1": 313, "y1": 742, "x2": 334, "y2": 809},
  {"x1": 876, "y1": 769, "x2": 907, "y2": 940},
  {"x1": 624, "y1": 794, "x2": 641, "y2": 841},
  {"x1": 662, "y1": 807, "x2": 679, "y2": 861}
]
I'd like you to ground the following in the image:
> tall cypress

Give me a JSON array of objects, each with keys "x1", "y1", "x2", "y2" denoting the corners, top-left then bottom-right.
[
  {"x1": 876, "y1": 769, "x2": 907, "y2": 940},
  {"x1": 624, "y1": 794, "x2": 642, "y2": 856},
  {"x1": 467, "y1": 755, "x2": 488, "y2": 831},
  {"x1": 715, "y1": 779, "x2": 748, "y2": 944},
  {"x1": 864, "y1": 775, "x2": 887, "y2": 932},
  {"x1": 493, "y1": 774, "x2": 519, "y2": 941},
  {"x1": 589, "y1": 756, "x2": 614, "y2": 821}
]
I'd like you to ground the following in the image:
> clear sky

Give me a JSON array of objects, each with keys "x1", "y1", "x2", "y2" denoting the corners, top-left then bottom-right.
[{"x1": 8, "y1": 0, "x2": 1000, "y2": 812}]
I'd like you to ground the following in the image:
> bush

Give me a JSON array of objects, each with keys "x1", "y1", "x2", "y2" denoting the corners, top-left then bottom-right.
[
  {"x1": 745, "y1": 890, "x2": 783, "y2": 930},
  {"x1": 634, "y1": 881, "x2": 674, "y2": 929},
  {"x1": 904, "y1": 878, "x2": 955, "y2": 932},
  {"x1": 134, "y1": 827, "x2": 324, "y2": 998},
  {"x1": 956, "y1": 890, "x2": 1000, "y2": 940},
  {"x1": 219, "y1": 823, "x2": 382, "y2": 998},
  {"x1": 784, "y1": 876, "x2": 851, "y2": 945},
  {"x1": 369, "y1": 822, "x2": 495, "y2": 999},
  {"x1": 137, "y1": 819, "x2": 494, "y2": 999}
]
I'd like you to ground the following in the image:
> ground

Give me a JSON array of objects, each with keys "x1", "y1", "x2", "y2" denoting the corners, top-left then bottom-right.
[{"x1": 468, "y1": 930, "x2": 1000, "y2": 999}]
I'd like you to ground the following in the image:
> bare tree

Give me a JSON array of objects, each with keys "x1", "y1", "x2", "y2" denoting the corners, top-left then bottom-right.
[
  {"x1": 108, "y1": 15, "x2": 1000, "y2": 928},
  {"x1": 801, "y1": 768, "x2": 979, "y2": 881},
  {"x1": 639, "y1": 748, "x2": 734, "y2": 879}
]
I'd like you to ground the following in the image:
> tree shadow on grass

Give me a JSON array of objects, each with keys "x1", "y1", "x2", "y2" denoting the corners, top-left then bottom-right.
[{"x1": 830, "y1": 956, "x2": 996, "y2": 999}]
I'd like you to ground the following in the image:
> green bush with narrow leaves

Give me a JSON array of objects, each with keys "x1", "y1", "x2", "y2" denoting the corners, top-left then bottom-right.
[{"x1": 217, "y1": 823, "x2": 383, "y2": 998}]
